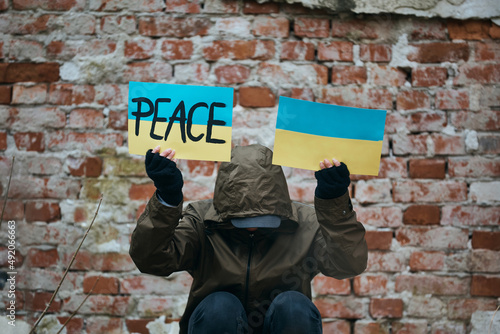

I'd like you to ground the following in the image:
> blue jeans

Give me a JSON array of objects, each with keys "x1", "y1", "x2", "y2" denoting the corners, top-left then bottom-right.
[{"x1": 188, "y1": 291, "x2": 323, "y2": 334}]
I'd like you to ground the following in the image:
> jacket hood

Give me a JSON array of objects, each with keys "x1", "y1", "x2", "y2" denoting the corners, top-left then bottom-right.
[{"x1": 213, "y1": 144, "x2": 294, "y2": 222}]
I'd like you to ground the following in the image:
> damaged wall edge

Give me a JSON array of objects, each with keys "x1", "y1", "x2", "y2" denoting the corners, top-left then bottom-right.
[{"x1": 259, "y1": 0, "x2": 500, "y2": 20}]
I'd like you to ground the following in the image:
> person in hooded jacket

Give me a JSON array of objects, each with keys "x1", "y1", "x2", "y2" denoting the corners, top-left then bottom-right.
[{"x1": 129, "y1": 144, "x2": 367, "y2": 334}]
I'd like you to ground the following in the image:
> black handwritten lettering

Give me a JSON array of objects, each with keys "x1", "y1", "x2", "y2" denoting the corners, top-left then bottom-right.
[
  {"x1": 164, "y1": 101, "x2": 187, "y2": 143},
  {"x1": 131, "y1": 97, "x2": 154, "y2": 136},
  {"x1": 151, "y1": 98, "x2": 170, "y2": 140},
  {"x1": 207, "y1": 102, "x2": 226, "y2": 144},
  {"x1": 132, "y1": 97, "x2": 228, "y2": 144},
  {"x1": 187, "y1": 102, "x2": 208, "y2": 142}
]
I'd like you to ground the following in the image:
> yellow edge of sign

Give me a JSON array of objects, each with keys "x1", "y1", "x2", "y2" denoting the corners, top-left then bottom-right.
[
  {"x1": 272, "y1": 128, "x2": 383, "y2": 176},
  {"x1": 128, "y1": 119, "x2": 232, "y2": 162}
]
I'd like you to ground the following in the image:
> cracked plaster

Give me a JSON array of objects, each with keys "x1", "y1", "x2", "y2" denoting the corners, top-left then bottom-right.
[{"x1": 262, "y1": 0, "x2": 500, "y2": 20}]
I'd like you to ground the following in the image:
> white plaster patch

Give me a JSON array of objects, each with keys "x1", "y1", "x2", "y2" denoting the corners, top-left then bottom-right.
[
  {"x1": 442, "y1": 125, "x2": 456, "y2": 136},
  {"x1": 78, "y1": 55, "x2": 125, "y2": 84},
  {"x1": 465, "y1": 129, "x2": 479, "y2": 151},
  {"x1": 353, "y1": 44, "x2": 363, "y2": 66},
  {"x1": 214, "y1": 17, "x2": 251, "y2": 38},
  {"x1": 0, "y1": 316, "x2": 31, "y2": 334},
  {"x1": 389, "y1": 34, "x2": 418, "y2": 68},
  {"x1": 426, "y1": 135, "x2": 435, "y2": 157},
  {"x1": 469, "y1": 84, "x2": 482, "y2": 111},
  {"x1": 146, "y1": 316, "x2": 180, "y2": 334},
  {"x1": 96, "y1": 239, "x2": 122, "y2": 253},
  {"x1": 265, "y1": 0, "x2": 500, "y2": 19},
  {"x1": 470, "y1": 181, "x2": 500, "y2": 204},
  {"x1": 471, "y1": 311, "x2": 500, "y2": 334},
  {"x1": 60, "y1": 62, "x2": 81, "y2": 81},
  {"x1": 36, "y1": 316, "x2": 68, "y2": 334}
]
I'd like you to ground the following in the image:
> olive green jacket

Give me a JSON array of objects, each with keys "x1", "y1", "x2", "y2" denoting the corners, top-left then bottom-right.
[{"x1": 129, "y1": 145, "x2": 367, "y2": 333}]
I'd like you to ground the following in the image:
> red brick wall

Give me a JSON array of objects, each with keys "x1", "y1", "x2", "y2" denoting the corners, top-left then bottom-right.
[{"x1": 0, "y1": 1, "x2": 499, "y2": 333}]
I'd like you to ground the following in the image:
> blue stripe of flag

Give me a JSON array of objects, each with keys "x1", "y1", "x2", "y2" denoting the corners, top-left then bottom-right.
[
  {"x1": 128, "y1": 81, "x2": 233, "y2": 127},
  {"x1": 276, "y1": 96, "x2": 386, "y2": 141}
]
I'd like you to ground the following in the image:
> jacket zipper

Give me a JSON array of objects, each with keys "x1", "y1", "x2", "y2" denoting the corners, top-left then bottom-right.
[{"x1": 244, "y1": 233, "x2": 254, "y2": 309}]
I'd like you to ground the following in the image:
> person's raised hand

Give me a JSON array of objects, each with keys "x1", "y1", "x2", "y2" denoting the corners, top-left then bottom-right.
[
  {"x1": 145, "y1": 146, "x2": 183, "y2": 205},
  {"x1": 314, "y1": 158, "x2": 350, "y2": 199}
]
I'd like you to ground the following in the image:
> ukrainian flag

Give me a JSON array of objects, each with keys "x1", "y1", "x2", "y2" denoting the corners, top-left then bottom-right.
[{"x1": 272, "y1": 96, "x2": 387, "y2": 175}]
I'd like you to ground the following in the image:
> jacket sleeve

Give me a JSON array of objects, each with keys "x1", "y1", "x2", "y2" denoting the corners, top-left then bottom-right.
[
  {"x1": 312, "y1": 191, "x2": 368, "y2": 279},
  {"x1": 129, "y1": 194, "x2": 200, "y2": 276}
]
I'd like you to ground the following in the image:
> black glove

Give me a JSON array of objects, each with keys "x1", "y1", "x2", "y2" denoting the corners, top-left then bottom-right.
[
  {"x1": 314, "y1": 162, "x2": 350, "y2": 199},
  {"x1": 145, "y1": 149, "x2": 183, "y2": 206}
]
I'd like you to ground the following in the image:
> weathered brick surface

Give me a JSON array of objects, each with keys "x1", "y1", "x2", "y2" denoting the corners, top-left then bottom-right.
[
  {"x1": 408, "y1": 42, "x2": 470, "y2": 63},
  {"x1": 396, "y1": 90, "x2": 431, "y2": 110},
  {"x1": 215, "y1": 64, "x2": 251, "y2": 84},
  {"x1": 281, "y1": 41, "x2": 315, "y2": 60},
  {"x1": 403, "y1": 205, "x2": 440, "y2": 225},
  {"x1": 331, "y1": 66, "x2": 367, "y2": 85},
  {"x1": 412, "y1": 66, "x2": 448, "y2": 87},
  {"x1": 83, "y1": 275, "x2": 120, "y2": 295},
  {"x1": 396, "y1": 226, "x2": 468, "y2": 249},
  {"x1": 409, "y1": 159, "x2": 446, "y2": 179},
  {"x1": 25, "y1": 247, "x2": 59, "y2": 268},
  {"x1": 0, "y1": 4, "x2": 498, "y2": 333},
  {"x1": 318, "y1": 41, "x2": 354, "y2": 61},
  {"x1": 203, "y1": 40, "x2": 275, "y2": 60},
  {"x1": 395, "y1": 275, "x2": 470, "y2": 295},
  {"x1": 359, "y1": 44, "x2": 392, "y2": 62},
  {"x1": 365, "y1": 230, "x2": 392, "y2": 250},
  {"x1": 447, "y1": 298, "x2": 498, "y2": 320},
  {"x1": 138, "y1": 17, "x2": 210, "y2": 37},
  {"x1": 409, "y1": 250, "x2": 445, "y2": 271},
  {"x1": 471, "y1": 231, "x2": 500, "y2": 251},
  {"x1": 252, "y1": 16, "x2": 289, "y2": 38},
  {"x1": 370, "y1": 298, "x2": 403, "y2": 318},
  {"x1": 471, "y1": 276, "x2": 500, "y2": 297},
  {"x1": 239, "y1": 86, "x2": 276, "y2": 107},
  {"x1": 447, "y1": 19, "x2": 492, "y2": 40},
  {"x1": 371, "y1": 66, "x2": 407, "y2": 86},
  {"x1": 13, "y1": 132, "x2": 45, "y2": 152},
  {"x1": 353, "y1": 274, "x2": 388, "y2": 296},
  {"x1": 313, "y1": 275, "x2": 351, "y2": 296},
  {"x1": 294, "y1": 17, "x2": 329, "y2": 38},
  {"x1": 25, "y1": 200, "x2": 61, "y2": 222}
]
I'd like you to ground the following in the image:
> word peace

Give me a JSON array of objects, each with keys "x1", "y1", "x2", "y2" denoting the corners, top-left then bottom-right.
[{"x1": 131, "y1": 97, "x2": 227, "y2": 144}]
